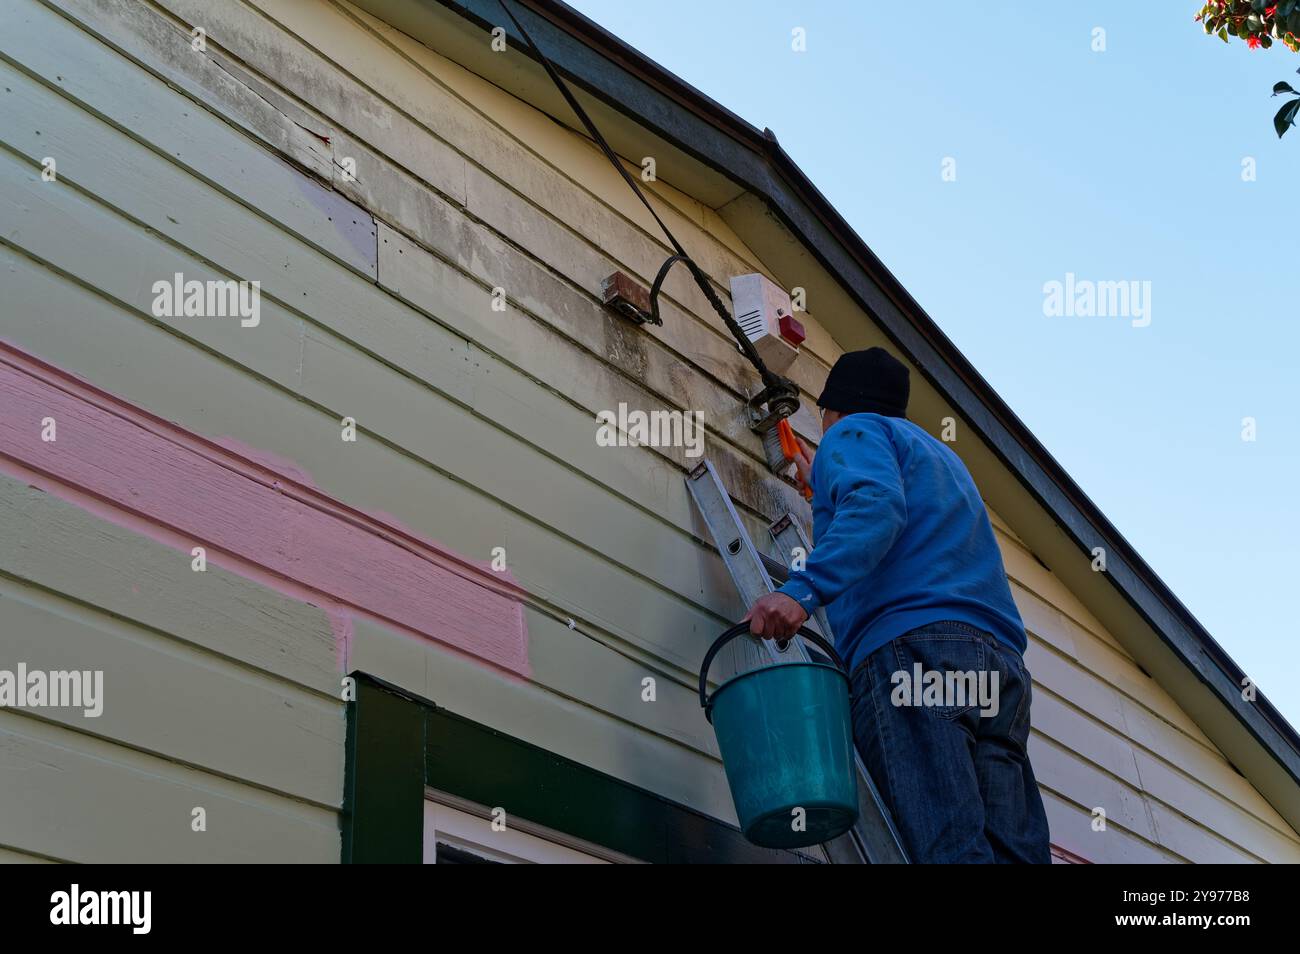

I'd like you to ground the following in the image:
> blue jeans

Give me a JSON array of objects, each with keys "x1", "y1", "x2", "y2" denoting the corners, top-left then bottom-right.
[{"x1": 850, "y1": 621, "x2": 1051, "y2": 863}]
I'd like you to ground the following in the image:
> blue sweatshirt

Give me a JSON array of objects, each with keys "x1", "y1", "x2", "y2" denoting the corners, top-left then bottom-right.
[{"x1": 777, "y1": 413, "x2": 1026, "y2": 673}]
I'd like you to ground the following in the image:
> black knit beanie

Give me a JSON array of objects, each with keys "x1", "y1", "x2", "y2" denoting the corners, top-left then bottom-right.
[{"x1": 817, "y1": 347, "x2": 910, "y2": 418}]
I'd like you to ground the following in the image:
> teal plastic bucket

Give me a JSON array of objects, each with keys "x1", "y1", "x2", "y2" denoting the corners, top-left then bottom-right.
[{"x1": 699, "y1": 623, "x2": 859, "y2": 849}]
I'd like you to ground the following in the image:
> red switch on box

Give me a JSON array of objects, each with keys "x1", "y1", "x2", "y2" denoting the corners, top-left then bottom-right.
[{"x1": 778, "y1": 314, "x2": 806, "y2": 347}]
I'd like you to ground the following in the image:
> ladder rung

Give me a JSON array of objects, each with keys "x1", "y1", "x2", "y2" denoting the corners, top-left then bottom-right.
[{"x1": 759, "y1": 553, "x2": 788, "y2": 584}]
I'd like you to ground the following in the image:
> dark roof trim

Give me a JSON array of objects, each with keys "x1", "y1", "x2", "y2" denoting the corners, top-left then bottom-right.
[{"x1": 435, "y1": 0, "x2": 1300, "y2": 787}]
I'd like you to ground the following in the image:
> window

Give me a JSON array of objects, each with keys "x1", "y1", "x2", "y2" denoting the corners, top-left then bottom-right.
[{"x1": 423, "y1": 794, "x2": 616, "y2": 864}]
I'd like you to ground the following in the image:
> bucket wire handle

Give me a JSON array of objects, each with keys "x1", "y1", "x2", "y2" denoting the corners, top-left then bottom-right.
[{"x1": 699, "y1": 622, "x2": 847, "y2": 722}]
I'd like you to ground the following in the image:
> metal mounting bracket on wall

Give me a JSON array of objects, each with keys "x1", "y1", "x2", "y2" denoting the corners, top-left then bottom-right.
[{"x1": 746, "y1": 384, "x2": 800, "y2": 431}]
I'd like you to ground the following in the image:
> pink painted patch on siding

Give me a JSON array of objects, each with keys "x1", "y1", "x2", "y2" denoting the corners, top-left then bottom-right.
[
  {"x1": 369, "y1": 509, "x2": 517, "y2": 584},
  {"x1": 210, "y1": 435, "x2": 320, "y2": 489},
  {"x1": 0, "y1": 342, "x2": 530, "y2": 678}
]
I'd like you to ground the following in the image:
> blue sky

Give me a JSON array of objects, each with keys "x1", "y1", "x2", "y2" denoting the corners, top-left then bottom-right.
[{"x1": 566, "y1": 0, "x2": 1299, "y2": 728}]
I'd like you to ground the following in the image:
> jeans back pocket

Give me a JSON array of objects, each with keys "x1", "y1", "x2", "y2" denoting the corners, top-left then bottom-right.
[{"x1": 890, "y1": 631, "x2": 990, "y2": 721}]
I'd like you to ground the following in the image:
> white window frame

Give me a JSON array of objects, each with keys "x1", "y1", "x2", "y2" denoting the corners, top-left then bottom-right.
[{"x1": 422, "y1": 790, "x2": 634, "y2": 864}]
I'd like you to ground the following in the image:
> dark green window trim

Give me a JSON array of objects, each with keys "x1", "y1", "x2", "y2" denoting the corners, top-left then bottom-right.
[{"x1": 342, "y1": 672, "x2": 810, "y2": 864}]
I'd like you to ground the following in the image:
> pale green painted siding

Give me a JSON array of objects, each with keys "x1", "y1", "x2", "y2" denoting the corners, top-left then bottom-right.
[{"x1": 0, "y1": 0, "x2": 1295, "y2": 864}]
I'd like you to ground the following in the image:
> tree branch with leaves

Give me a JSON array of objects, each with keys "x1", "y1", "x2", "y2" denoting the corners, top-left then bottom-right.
[
  {"x1": 1196, "y1": 0, "x2": 1300, "y2": 51},
  {"x1": 1197, "y1": 2, "x2": 1300, "y2": 136}
]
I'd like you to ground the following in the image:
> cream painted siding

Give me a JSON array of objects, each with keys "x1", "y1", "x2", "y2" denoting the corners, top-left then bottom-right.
[{"x1": 0, "y1": 0, "x2": 1294, "y2": 864}]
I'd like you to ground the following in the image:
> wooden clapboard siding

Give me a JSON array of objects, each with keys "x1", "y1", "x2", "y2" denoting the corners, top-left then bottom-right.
[
  {"x1": 0, "y1": 0, "x2": 1294, "y2": 865},
  {"x1": 0, "y1": 159, "x2": 723, "y2": 670},
  {"x1": 0, "y1": 710, "x2": 340, "y2": 863},
  {"x1": 1, "y1": 573, "x2": 344, "y2": 808},
  {"x1": 1, "y1": 467, "x2": 734, "y2": 843},
  {"x1": 1041, "y1": 790, "x2": 1184, "y2": 864},
  {"x1": 327, "y1": 0, "x2": 844, "y2": 373},
  {"x1": 0, "y1": 846, "x2": 55, "y2": 864},
  {"x1": 1016, "y1": 570, "x2": 1300, "y2": 848},
  {"x1": 0, "y1": 0, "x2": 795, "y2": 677},
  {"x1": 257, "y1": 0, "x2": 827, "y2": 440},
  {"x1": 231, "y1": 0, "x2": 825, "y2": 381},
  {"x1": 0, "y1": 239, "x2": 720, "y2": 719},
  {"x1": 78, "y1": 0, "x2": 832, "y2": 452},
  {"x1": 0, "y1": 478, "x2": 340, "y2": 698},
  {"x1": 1000, "y1": 531, "x2": 1131, "y2": 658},
  {"x1": 992, "y1": 514, "x2": 1300, "y2": 861},
  {"x1": 12, "y1": 0, "x2": 812, "y2": 527},
  {"x1": 347, "y1": 614, "x2": 737, "y2": 820}
]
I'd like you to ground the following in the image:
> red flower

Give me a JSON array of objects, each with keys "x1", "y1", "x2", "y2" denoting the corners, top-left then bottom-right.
[
  {"x1": 1266, "y1": 5, "x2": 1277, "y2": 16},
  {"x1": 1247, "y1": 34, "x2": 1262, "y2": 48}
]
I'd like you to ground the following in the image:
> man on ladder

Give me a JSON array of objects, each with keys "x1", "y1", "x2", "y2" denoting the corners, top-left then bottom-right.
[{"x1": 744, "y1": 347, "x2": 1051, "y2": 864}]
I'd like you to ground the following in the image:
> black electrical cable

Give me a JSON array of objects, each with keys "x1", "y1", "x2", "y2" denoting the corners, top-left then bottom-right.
[{"x1": 495, "y1": 0, "x2": 796, "y2": 404}]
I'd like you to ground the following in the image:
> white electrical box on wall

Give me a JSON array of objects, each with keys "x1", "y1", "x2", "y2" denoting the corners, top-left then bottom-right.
[{"x1": 728, "y1": 273, "x2": 805, "y2": 374}]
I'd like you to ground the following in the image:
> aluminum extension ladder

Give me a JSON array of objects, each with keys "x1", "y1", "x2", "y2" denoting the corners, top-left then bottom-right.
[{"x1": 687, "y1": 459, "x2": 910, "y2": 864}]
